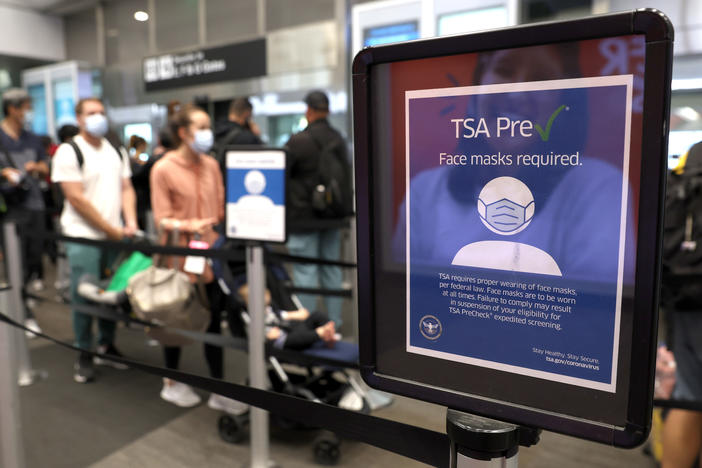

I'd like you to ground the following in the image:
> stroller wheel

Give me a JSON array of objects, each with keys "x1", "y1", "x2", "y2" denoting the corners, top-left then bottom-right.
[
  {"x1": 313, "y1": 432, "x2": 341, "y2": 466},
  {"x1": 218, "y1": 414, "x2": 248, "y2": 444}
]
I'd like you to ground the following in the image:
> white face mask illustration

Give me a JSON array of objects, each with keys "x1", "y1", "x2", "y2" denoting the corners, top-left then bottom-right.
[
  {"x1": 477, "y1": 176, "x2": 535, "y2": 236},
  {"x1": 478, "y1": 197, "x2": 535, "y2": 234}
]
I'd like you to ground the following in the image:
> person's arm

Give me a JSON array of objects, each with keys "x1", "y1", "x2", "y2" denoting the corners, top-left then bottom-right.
[
  {"x1": 214, "y1": 158, "x2": 225, "y2": 223},
  {"x1": 150, "y1": 162, "x2": 174, "y2": 231},
  {"x1": 121, "y1": 177, "x2": 138, "y2": 236},
  {"x1": 24, "y1": 140, "x2": 49, "y2": 177},
  {"x1": 1, "y1": 167, "x2": 21, "y2": 185},
  {"x1": 61, "y1": 181, "x2": 123, "y2": 240},
  {"x1": 24, "y1": 161, "x2": 49, "y2": 177},
  {"x1": 281, "y1": 308, "x2": 310, "y2": 322}
]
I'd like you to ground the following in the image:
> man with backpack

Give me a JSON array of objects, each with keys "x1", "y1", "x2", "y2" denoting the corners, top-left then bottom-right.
[
  {"x1": 284, "y1": 90, "x2": 352, "y2": 328},
  {"x1": 51, "y1": 97, "x2": 137, "y2": 384},
  {"x1": 661, "y1": 141, "x2": 702, "y2": 467}
]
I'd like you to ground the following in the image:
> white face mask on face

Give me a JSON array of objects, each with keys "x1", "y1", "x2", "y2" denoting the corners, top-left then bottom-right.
[
  {"x1": 189, "y1": 129, "x2": 213, "y2": 154},
  {"x1": 84, "y1": 113, "x2": 108, "y2": 137},
  {"x1": 22, "y1": 110, "x2": 34, "y2": 130}
]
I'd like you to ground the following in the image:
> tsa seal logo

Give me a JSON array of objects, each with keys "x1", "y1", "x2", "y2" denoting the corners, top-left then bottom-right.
[{"x1": 419, "y1": 315, "x2": 442, "y2": 340}]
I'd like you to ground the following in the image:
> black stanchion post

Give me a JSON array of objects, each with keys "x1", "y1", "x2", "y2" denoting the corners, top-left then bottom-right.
[
  {"x1": 3, "y1": 222, "x2": 43, "y2": 386},
  {"x1": 447, "y1": 410, "x2": 521, "y2": 468}
]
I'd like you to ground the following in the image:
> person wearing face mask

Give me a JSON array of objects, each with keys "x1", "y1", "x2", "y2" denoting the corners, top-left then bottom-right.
[
  {"x1": 51, "y1": 97, "x2": 138, "y2": 384},
  {"x1": 150, "y1": 104, "x2": 245, "y2": 415},
  {"x1": 0, "y1": 88, "x2": 50, "y2": 336}
]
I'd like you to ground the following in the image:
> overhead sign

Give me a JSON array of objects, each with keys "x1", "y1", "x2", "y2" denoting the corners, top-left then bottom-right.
[
  {"x1": 406, "y1": 76, "x2": 632, "y2": 392},
  {"x1": 353, "y1": 9, "x2": 673, "y2": 447},
  {"x1": 226, "y1": 148, "x2": 286, "y2": 243},
  {"x1": 143, "y1": 39, "x2": 266, "y2": 92}
]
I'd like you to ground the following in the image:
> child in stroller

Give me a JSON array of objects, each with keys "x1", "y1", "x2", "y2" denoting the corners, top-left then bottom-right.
[{"x1": 212, "y1": 237, "x2": 389, "y2": 464}]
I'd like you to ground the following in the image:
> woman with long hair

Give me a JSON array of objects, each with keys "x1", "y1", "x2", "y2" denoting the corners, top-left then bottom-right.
[{"x1": 150, "y1": 104, "x2": 244, "y2": 415}]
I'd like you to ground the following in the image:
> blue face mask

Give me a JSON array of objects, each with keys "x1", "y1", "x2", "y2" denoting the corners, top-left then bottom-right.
[
  {"x1": 23, "y1": 111, "x2": 34, "y2": 130},
  {"x1": 478, "y1": 197, "x2": 534, "y2": 233},
  {"x1": 85, "y1": 113, "x2": 108, "y2": 137},
  {"x1": 189, "y1": 129, "x2": 213, "y2": 154}
]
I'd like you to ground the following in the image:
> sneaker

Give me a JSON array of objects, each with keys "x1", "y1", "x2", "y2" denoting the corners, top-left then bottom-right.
[
  {"x1": 160, "y1": 380, "x2": 202, "y2": 408},
  {"x1": 74, "y1": 352, "x2": 96, "y2": 383},
  {"x1": 29, "y1": 279, "x2": 45, "y2": 292},
  {"x1": 94, "y1": 344, "x2": 129, "y2": 370},
  {"x1": 24, "y1": 318, "x2": 42, "y2": 339},
  {"x1": 208, "y1": 393, "x2": 249, "y2": 416}
]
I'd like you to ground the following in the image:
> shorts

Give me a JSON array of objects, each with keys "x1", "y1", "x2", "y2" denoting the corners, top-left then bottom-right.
[{"x1": 672, "y1": 311, "x2": 702, "y2": 400}]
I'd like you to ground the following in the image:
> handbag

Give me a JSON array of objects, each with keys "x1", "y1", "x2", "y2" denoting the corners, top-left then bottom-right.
[{"x1": 126, "y1": 229, "x2": 211, "y2": 346}]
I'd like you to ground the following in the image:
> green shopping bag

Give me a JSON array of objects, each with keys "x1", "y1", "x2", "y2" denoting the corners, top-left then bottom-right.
[{"x1": 106, "y1": 251, "x2": 153, "y2": 292}]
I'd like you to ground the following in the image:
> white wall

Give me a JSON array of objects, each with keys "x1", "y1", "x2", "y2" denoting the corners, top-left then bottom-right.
[{"x1": 0, "y1": 4, "x2": 65, "y2": 61}]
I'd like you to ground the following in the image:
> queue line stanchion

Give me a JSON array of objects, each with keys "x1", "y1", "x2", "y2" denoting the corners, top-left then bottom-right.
[
  {"x1": 246, "y1": 242, "x2": 275, "y2": 468},
  {"x1": 3, "y1": 221, "x2": 43, "y2": 386},
  {"x1": 0, "y1": 282, "x2": 25, "y2": 468},
  {"x1": 447, "y1": 410, "x2": 522, "y2": 468}
]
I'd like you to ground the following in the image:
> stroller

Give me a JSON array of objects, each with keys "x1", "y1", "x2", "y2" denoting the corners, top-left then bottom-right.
[{"x1": 212, "y1": 237, "x2": 391, "y2": 465}]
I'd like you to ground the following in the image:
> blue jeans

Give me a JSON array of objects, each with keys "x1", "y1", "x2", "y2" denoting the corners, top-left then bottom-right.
[
  {"x1": 66, "y1": 243, "x2": 117, "y2": 350},
  {"x1": 287, "y1": 230, "x2": 343, "y2": 327}
]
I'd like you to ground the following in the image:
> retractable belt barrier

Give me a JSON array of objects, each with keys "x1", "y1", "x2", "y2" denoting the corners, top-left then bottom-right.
[
  {"x1": 24, "y1": 293, "x2": 360, "y2": 371},
  {"x1": 0, "y1": 310, "x2": 449, "y2": 468},
  {"x1": 19, "y1": 230, "x2": 358, "y2": 268}
]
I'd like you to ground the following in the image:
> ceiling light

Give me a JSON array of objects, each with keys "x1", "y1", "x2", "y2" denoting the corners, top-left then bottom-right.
[{"x1": 134, "y1": 11, "x2": 149, "y2": 22}]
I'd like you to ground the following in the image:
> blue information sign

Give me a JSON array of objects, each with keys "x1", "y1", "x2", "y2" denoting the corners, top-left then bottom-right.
[
  {"x1": 405, "y1": 76, "x2": 633, "y2": 391},
  {"x1": 226, "y1": 149, "x2": 286, "y2": 243}
]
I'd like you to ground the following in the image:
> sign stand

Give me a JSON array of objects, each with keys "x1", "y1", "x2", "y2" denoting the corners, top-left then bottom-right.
[
  {"x1": 3, "y1": 222, "x2": 44, "y2": 386},
  {"x1": 226, "y1": 147, "x2": 286, "y2": 467},
  {"x1": 245, "y1": 242, "x2": 276, "y2": 468},
  {"x1": 447, "y1": 410, "x2": 521, "y2": 468}
]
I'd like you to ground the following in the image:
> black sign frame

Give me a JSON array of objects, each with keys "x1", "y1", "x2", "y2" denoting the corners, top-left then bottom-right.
[{"x1": 352, "y1": 9, "x2": 673, "y2": 447}]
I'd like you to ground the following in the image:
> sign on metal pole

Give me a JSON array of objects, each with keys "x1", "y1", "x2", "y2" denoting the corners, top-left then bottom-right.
[{"x1": 226, "y1": 147, "x2": 286, "y2": 467}]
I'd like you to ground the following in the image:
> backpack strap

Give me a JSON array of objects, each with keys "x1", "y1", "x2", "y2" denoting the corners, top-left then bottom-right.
[
  {"x1": 215, "y1": 125, "x2": 244, "y2": 165},
  {"x1": 65, "y1": 138, "x2": 126, "y2": 171},
  {"x1": 67, "y1": 140, "x2": 84, "y2": 170}
]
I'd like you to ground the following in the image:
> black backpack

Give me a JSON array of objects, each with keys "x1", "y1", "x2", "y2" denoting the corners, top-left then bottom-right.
[
  {"x1": 662, "y1": 142, "x2": 702, "y2": 310},
  {"x1": 308, "y1": 132, "x2": 352, "y2": 219}
]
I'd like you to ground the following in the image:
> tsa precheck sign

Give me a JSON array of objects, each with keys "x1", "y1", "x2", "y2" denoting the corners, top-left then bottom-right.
[{"x1": 405, "y1": 75, "x2": 633, "y2": 392}]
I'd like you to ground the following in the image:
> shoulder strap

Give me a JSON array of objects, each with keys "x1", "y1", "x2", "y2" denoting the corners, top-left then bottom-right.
[
  {"x1": 224, "y1": 125, "x2": 243, "y2": 145},
  {"x1": 307, "y1": 128, "x2": 340, "y2": 156},
  {"x1": 0, "y1": 135, "x2": 18, "y2": 169},
  {"x1": 67, "y1": 140, "x2": 84, "y2": 170},
  {"x1": 216, "y1": 126, "x2": 244, "y2": 163},
  {"x1": 110, "y1": 141, "x2": 128, "y2": 165}
]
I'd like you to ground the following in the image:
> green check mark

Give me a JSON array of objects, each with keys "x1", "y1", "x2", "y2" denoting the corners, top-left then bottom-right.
[{"x1": 534, "y1": 105, "x2": 567, "y2": 142}]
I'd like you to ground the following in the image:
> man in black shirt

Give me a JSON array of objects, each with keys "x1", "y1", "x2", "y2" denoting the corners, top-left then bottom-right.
[{"x1": 214, "y1": 97, "x2": 263, "y2": 174}]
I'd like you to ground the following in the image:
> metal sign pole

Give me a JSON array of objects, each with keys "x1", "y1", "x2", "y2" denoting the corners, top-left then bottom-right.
[
  {"x1": 0, "y1": 284, "x2": 25, "y2": 468},
  {"x1": 246, "y1": 243, "x2": 273, "y2": 468},
  {"x1": 3, "y1": 222, "x2": 40, "y2": 386},
  {"x1": 447, "y1": 410, "x2": 522, "y2": 468}
]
